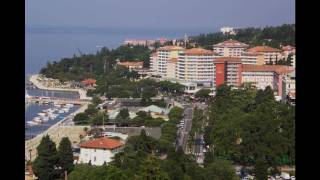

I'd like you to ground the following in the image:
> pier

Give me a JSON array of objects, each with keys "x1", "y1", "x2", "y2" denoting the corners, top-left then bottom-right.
[{"x1": 25, "y1": 96, "x2": 90, "y2": 105}]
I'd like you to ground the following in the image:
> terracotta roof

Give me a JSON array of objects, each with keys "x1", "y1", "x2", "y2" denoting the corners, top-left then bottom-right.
[
  {"x1": 80, "y1": 137, "x2": 124, "y2": 150},
  {"x1": 214, "y1": 39, "x2": 249, "y2": 48},
  {"x1": 282, "y1": 45, "x2": 295, "y2": 51},
  {"x1": 81, "y1": 78, "x2": 96, "y2": 85},
  {"x1": 117, "y1": 61, "x2": 143, "y2": 67},
  {"x1": 214, "y1": 57, "x2": 242, "y2": 63},
  {"x1": 184, "y1": 48, "x2": 215, "y2": 55},
  {"x1": 247, "y1": 46, "x2": 281, "y2": 53},
  {"x1": 243, "y1": 64, "x2": 294, "y2": 74},
  {"x1": 158, "y1": 46, "x2": 184, "y2": 51}
]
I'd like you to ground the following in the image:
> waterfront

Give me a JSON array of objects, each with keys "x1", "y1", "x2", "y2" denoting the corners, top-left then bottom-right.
[{"x1": 25, "y1": 103, "x2": 80, "y2": 140}]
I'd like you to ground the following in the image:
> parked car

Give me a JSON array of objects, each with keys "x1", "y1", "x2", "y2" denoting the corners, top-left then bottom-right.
[
  {"x1": 281, "y1": 172, "x2": 290, "y2": 180},
  {"x1": 290, "y1": 176, "x2": 295, "y2": 180}
]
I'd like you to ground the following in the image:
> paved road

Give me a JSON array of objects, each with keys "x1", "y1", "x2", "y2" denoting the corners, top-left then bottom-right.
[{"x1": 176, "y1": 107, "x2": 193, "y2": 153}]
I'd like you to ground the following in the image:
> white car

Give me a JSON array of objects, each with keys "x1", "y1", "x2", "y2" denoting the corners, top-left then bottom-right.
[{"x1": 291, "y1": 176, "x2": 295, "y2": 180}]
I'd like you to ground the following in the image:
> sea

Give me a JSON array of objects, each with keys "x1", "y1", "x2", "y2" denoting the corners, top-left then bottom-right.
[{"x1": 25, "y1": 26, "x2": 216, "y2": 139}]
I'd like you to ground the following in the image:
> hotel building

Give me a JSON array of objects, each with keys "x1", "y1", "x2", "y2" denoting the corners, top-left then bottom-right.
[
  {"x1": 213, "y1": 39, "x2": 249, "y2": 57},
  {"x1": 213, "y1": 57, "x2": 243, "y2": 88},
  {"x1": 240, "y1": 51, "x2": 265, "y2": 65},
  {"x1": 177, "y1": 48, "x2": 219, "y2": 86},
  {"x1": 246, "y1": 46, "x2": 282, "y2": 64},
  {"x1": 242, "y1": 65, "x2": 294, "y2": 96},
  {"x1": 155, "y1": 46, "x2": 184, "y2": 78}
]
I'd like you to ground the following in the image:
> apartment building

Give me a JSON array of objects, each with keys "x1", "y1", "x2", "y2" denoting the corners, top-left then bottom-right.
[
  {"x1": 213, "y1": 39, "x2": 249, "y2": 57},
  {"x1": 166, "y1": 58, "x2": 178, "y2": 79},
  {"x1": 177, "y1": 48, "x2": 219, "y2": 86},
  {"x1": 246, "y1": 46, "x2": 282, "y2": 64},
  {"x1": 281, "y1": 45, "x2": 296, "y2": 58},
  {"x1": 282, "y1": 70, "x2": 295, "y2": 104},
  {"x1": 240, "y1": 51, "x2": 265, "y2": 65},
  {"x1": 213, "y1": 57, "x2": 243, "y2": 88},
  {"x1": 242, "y1": 65, "x2": 294, "y2": 96},
  {"x1": 156, "y1": 46, "x2": 184, "y2": 78},
  {"x1": 150, "y1": 52, "x2": 158, "y2": 75}
]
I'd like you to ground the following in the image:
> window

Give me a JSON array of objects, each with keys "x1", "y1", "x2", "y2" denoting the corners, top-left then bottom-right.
[{"x1": 94, "y1": 157, "x2": 96, "y2": 162}]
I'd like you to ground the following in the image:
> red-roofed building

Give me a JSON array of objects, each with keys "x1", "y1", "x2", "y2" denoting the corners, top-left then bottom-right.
[
  {"x1": 213, "y1": 39, "x2": 249, "y2": 57},
  {"x1": 246, "y1": 46, "x2": 282, "y2": 64},
  {"x1": 79, "y1": 137, "x2": 124, "y2": 165},
  {"x1": 213, "y1": 57, "x2": 243, "y2": 88},
  {"x1": 242, "y1": 64, "x2": 294, "y2": 96},
  {"x1": 117, "y1": 61, "x2": 144, "y2": 70},
  {"x1": 81, "y1": 79, "x2": 97, "y2": 89}
]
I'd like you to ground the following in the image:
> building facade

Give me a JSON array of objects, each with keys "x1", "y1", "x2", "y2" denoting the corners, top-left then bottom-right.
[
  {"x1": 117, "y1": 61, "x2": 144, "y2": 70},
  {"x1": 242, "y1": 64, "x2": 294, "y2": 96},
  {"x1": 220, "y1": 27, "x2": 236, "y2": 35},
  {"x1": 156, "y1": 46, "x2": 184, "y2": 78},
  {"x1": 282, "y1": 70, "x2": 295, "y2": 103},
  {"x1": 246, "y1": 46, "x2": 282, "y2": 64},
  {"x1": 213, "y1": 39, "x2": 249, "y2": 58},
  {"x1": 240, "y1": 51, "x2": 265, "y2": 65},
  {"x1": 177, "y1": 48, "x2": 219, "y2": 86},
  {"x1": 79, "y1": 137, "x2": 124, "y2": 166},
  {"x1": 213, "y1": 57, "x2": 243, "y2": 88}
]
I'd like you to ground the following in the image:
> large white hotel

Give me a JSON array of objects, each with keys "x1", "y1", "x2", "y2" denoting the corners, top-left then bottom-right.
[
  {"x1": 149, "y1": 39, "x2": 295, "y2": 96},
  {"x1": 150, "y1": 46, "x2": 220, "y2": 87}
]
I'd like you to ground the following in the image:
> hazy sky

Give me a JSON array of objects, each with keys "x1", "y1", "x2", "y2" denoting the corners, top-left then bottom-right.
[{"x1": 26, "y1": 0, "x2": 295, "y2": 29}]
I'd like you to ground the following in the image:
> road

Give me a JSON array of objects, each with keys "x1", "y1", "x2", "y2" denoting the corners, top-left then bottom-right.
[{"x1": 176, "y1": 107, "x2": 193, "y2": 153}]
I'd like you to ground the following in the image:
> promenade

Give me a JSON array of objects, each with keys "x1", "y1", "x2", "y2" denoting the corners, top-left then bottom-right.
[{"x1": 29, "y1": 74, "x2": 91, "y2": 100}]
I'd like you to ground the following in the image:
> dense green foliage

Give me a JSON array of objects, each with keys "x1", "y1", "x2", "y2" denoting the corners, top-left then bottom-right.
[
  {"x1": 204, "y1": 84, "x2": 295, "y2": 167},
  {"x1": 40, "y1": 45, "x2": 151, "y2": 81},
  {"x1": 191, "y1": 24, "x2": 295, "y2": 49},
  {"x1": 57, "y1": 137, "x2": 74, "y2": 175},
  {"x1": 33, "y1": 135, "x2": 59, "y2": 180},
  {"x1": 194, "y1": 89, "x2": 211, "y2": 101},
  {"x1": 33, "y1": 136, "x2": 74, "y2": 180}
]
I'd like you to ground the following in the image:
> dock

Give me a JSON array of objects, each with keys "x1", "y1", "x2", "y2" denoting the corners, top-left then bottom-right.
[{"x1": 25, "y1": 96, "x2": 90, "y2": 105}]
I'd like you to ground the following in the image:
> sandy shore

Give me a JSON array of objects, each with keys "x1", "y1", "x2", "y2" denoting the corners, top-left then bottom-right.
[{"x1": 29, "y1": 74, "x2": 91, "y2": 100}]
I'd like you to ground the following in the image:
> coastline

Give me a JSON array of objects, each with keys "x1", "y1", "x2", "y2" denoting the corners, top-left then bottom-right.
[
  {"x1": 25, "y1": 103, "x2": 90, "y2": 161},
  {"x1": 26, "y1": 74, "x2": 92, "y2": 161},
  {"x1": 29, "y1": 74, "x2": 92, "y2": 100}
]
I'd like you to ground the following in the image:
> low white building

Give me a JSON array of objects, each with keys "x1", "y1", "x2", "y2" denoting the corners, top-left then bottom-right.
[
  {"x1": 79, "y1": 137, "x2": 124, "y2": 166},
  {"x1": 220, "y1": 27, "x2": 236, "y2": 35}
]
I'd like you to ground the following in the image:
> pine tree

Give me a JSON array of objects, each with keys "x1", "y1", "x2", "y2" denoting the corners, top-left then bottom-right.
[
  {"x1": 57, "y1": 137, "x2": 74, "y2": 176},
  {"x1": 33, "y1": 135, "x2": 59, "y2": 180}
]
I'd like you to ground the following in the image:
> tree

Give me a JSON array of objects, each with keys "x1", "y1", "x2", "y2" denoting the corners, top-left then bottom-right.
[
  {"x1": 254, "y1": 159, "x2": 269, "y2": 180},
  {"x1": 73, "y1": 113, "x2": 89, "y2": 125},
  {"x1": 33, "y1": 135, "x2": 59, "y2": 180},
  {"x1": 92, "y1": 96, "x2": 102, "y2": 105},
  {"x1": 57, "y1": 137, "x2": 74, "y2": 176},
  {"x1": 168, "y1": 107, "x2": 183, "y2": 124},
  {"x1": 138, "y1": 155, "x2": 170, "y2": 180},
  {"x1": 195, "y1": 88, "x2": 211, "y2": 101},
  {"x1": 204, "y1": 159, "x2": 239, "y2": 180}
]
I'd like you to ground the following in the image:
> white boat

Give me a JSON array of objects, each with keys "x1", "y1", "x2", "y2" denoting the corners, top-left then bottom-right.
[
  {"x1": 48, "y1": 114, "x2": 57, "y2": 119},
  {"x1": 33, "y1": 119, "x2": 44, "y2": 123},
  {"x1": 41, "y1": 117, "x2": 49, "y2": 121},
  {"x1": 65, "y1": 103, "x2": 74, "y2": 107},
  {"x1": 62, "y1": 108, "x2": 70, "y2": 113},
  {"x1": 54, "y1": 104, "x2": 61, "y2": 108},
  {"x1": 37, "y1": 113, "x2": 46, "y2": 116},
  {"x1": 58, "y1": 110, "x2": 65, "y2": 113},
  {"x1": 27, "y1": 121, "x2": 39, "y2": 126}
]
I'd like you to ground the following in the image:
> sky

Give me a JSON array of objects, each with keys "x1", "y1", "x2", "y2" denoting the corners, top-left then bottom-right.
[{"x1": 26, "y1": 0, "x2": 295, "y2": 30}]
